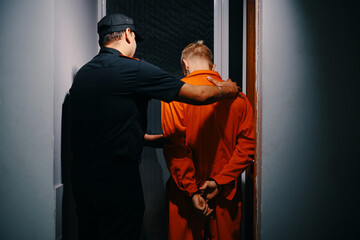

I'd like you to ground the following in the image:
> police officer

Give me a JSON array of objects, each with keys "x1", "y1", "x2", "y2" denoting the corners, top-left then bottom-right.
[{"x1": 69, "y1": 13, "x2": 239, "y2": 240}]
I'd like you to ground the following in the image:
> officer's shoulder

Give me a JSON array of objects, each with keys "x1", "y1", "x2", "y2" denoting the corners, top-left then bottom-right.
[{"x1": 136, "y1": 59, "x2": 163, "y2": 73}]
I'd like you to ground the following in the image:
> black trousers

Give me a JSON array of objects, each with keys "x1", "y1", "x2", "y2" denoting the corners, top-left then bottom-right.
[{"x1": 71, "y1": 162, "x2": 145, "y2": 240}]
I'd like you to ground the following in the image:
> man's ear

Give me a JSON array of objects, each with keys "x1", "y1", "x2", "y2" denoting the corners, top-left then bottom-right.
[
  {"x1": 125, "y1": 28, "x2": 132, "y2": 43},
  {"x1": 211, "y1": 64, "x2": 216, "y2": 71},
  {"x1": 183, "y1": 59, "x2": 190, "y2": 70},
  {"x1": 182, "y1": 59, "x2": 190, "y2": 76}
]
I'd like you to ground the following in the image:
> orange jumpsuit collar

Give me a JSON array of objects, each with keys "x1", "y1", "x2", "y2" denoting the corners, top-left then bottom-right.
[{"x1": 186, "y1": 70, "x2": 222, "y2": 81}]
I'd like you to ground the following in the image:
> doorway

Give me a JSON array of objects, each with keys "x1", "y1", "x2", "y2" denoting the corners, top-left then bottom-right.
[{"x1": 102, "y1": 0, "x2": 259, "y2": 239}]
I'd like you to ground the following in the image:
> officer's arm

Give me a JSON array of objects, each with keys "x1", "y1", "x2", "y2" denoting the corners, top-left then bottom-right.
[{"x1": 174, "y1": 77, "x2": 240, "y2": 105}]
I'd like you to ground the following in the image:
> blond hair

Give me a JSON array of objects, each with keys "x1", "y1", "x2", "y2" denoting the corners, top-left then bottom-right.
[{"x1": 181, "y1": 40, "x2": 214, "y2": 70}]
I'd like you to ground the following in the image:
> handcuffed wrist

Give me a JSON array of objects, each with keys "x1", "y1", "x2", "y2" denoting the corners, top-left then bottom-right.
[
  {"x1": 217, "y1": 86, "x2": 223, "y2": 98},
  {"x1": 190, "y1": 190, "x2": 201, "y2": 199},
  {"x1": 207, "y1": 178, "x2": 224, "y2": 192}
]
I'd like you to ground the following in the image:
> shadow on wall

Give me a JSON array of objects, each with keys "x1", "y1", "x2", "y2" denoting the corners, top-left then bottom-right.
[
  {"x1": 299, "y1": 2, "x2": 359, "y2": 237},
  {"x1": 297, "y1": 0, "x2": 359, "y2": 196},
  {"x1": 260, "y1": 1, "x2": 360, "y2": 239},
  {"x1": 61, "y1": 93, "x2": 79, "y2": 240}
]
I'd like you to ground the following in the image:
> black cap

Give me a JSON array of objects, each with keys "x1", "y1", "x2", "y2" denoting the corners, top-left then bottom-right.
[{"x1": 97, "y1": 13, "x2": 143, "y2": 42}]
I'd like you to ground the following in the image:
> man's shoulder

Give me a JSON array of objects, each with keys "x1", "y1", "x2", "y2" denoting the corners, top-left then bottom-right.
[
  {"x1": 232, "y1": 92, "x2": 252, "y2": 111},
  {"x1": 114, "y1": 54, "x2": 141, "y2": 67},
  {"x1": 118, "y1": 54, "x2": 140, "y2": 61},
  {"x1": 135, "y1": 59, "x2": 168, "y2": 77}
]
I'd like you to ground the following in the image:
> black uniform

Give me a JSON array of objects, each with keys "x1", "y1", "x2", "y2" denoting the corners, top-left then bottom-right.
[{"x1": 69, "y1": 47, "x2": 184, "y2": 239}]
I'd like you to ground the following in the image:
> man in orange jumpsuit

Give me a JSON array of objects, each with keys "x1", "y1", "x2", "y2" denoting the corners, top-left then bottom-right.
[{"x1": 161, "y1": 41, "x2": 255, "y2": 240}]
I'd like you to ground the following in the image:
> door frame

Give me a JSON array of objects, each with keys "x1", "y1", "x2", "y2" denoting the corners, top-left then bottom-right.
[
  {"x1": 214, "y1": 1, "x2": 260, "y2": 239},
  {"x1": 245, "y1": 0, "x2": 261, "y2": 239}
]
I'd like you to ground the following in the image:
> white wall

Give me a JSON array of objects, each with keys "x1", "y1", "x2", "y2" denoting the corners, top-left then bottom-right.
[
  {"x1": 259, "y1": 0, "x2": 359, "y2": 239},
  {"x1": 0, "y1": 0, "x2": 98, "y2": 239},
  {"x1": 54, "y1": 0, "x2": 98, "y2": 187}
]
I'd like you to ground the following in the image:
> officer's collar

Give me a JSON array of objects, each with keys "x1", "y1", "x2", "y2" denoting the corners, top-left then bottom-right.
[{"x1": 100, "y1": 47, "x2": 122, "y2": 55}]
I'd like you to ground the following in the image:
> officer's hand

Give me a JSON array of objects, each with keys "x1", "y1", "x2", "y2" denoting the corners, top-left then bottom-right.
[
  {"x1": 207, "y1": 77, "x2": 240, "y2": 98},
  {"x1": 143, "y1": 134, "x2": 170, "y2": 148}
]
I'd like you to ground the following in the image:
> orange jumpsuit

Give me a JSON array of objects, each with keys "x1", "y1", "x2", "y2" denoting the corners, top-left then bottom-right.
[{"x1": 161, "y1": 70, "x2": 255, "y2": 240}]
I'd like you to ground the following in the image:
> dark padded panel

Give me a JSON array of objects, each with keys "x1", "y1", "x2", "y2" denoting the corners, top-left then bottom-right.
[
  {"x1": 229, "y1": 0, "x2": 243, "y2": 87},
  {"x1": 107, "y1": 0, "x2": 213, "y2": 79}
]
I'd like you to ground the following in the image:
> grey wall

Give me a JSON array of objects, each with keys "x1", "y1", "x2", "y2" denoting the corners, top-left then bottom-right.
[
  {"x1": 0, "y1": 0, "x2": 98, "y2": 239},
  {"x1": 0, "y1": 1, "x2": 55, "y2": 239},
  {"x1": 54, "y1": 1, "x2": 98, "y2": 239},
  {"x1": 259, "y1": 0, "x2": 359, "y2": 239},
  {"x1": 54, "y1": 0, "x2": 98, "y2": 187}
]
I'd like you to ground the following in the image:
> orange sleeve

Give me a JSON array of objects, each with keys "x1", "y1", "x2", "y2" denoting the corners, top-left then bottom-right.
[
  {"x1": 161, "y1": 101, "x2": 198, "y2": 197},
  {"x1": 212, "y1": 95, "x2": 255, "y2": 199}
]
